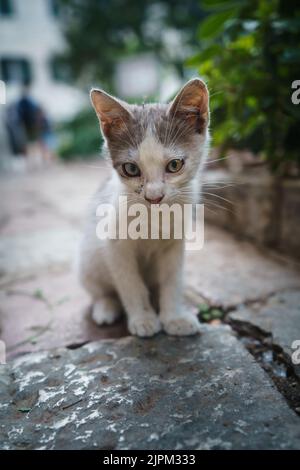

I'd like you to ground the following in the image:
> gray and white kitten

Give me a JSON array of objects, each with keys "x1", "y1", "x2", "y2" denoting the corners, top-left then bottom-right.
[{"x1": 79, "y1": 78, "x2": 210, "y2": 337}]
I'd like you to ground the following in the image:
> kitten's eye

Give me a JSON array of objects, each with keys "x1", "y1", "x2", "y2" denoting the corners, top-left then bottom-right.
[
  {"x1": 122, "y1": 162, "x2": 141, "y2": 177},
  {"x1": 166, "y1": 158, "x2": 184, "y2": 173}
]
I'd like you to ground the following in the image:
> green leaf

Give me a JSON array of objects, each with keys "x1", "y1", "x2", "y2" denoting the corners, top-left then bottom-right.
[
  {"x1": 202, "y1": 0, "x2": 245, "y2": 11},
  {"x1": 186, "y1": 53, "x2": 202, "y2": 67},
  {"x1": 210, "y1": 308, "x2": 223, "y2": 319},
  {"x1": 201, "y1": 312, "x2": 211, "y2": 322},
  {"x1": 56, "y1": 296, "x2": 70, "y2": 306},
  {"x1": 33, "y1": 289, "x2": 44, "y2": 300},
  {"x1": 198, "y1": 44, "x2": 223, "y2": 65},
  {"x1": 198, "y1": 303, "x2": 210, "y2": 313},
  {"x1": 198, "y1": 9, "x2": 237, "y2": 39}
]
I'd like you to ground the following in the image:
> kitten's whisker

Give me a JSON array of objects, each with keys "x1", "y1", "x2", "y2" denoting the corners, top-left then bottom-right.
[
  {"x1": 202, "y1": 183, "x2": 238, "y2": 189},
  {"x1": 202, "y1": 199, "x2": 234, "y2": 214},
  {"x1": 208, "y1": 90, "x2": 224, "y2": 98},
  {"x1": 202, "y1": 192, "x2": 234, "y2": 206},
  {"x1": 175, "y1": 189, "x2": 197, "y2": 195},
  {"x1": 204, "y1": 206, "x2": 219, "y2": 217},
  {"x1": 205, "y1": 156, "x2": 229, "y2": 165},
  {"x1": 80, "y1": 164, "x2": 108, "y2": 170},
  {"x1": 202, "y1": 179, "x2": 239, "y2": 184}
]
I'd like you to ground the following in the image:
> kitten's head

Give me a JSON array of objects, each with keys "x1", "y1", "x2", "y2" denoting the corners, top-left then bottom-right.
[{"x1": 91, "y1": 78, "x2": 209, "y2": 204}]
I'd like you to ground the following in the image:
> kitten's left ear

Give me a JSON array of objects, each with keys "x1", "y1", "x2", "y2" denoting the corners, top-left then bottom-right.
[
  {"x1": 90, "y1": 88, "x2": 133, "y2": 139},
  {"x1": 168, "y1": 78, "x2": 209, "y2": 133}
]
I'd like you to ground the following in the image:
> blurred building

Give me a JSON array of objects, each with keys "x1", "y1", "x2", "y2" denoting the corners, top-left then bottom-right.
[
  {"x1": 115, "y1": 54, "x2": 160, "y2": 100},
  {"x1": 0, "y1": 0, "x2": 85, "y2": 119},
  {"x1": 0, "y1": 0, "x2": 86, "y2": 164}
]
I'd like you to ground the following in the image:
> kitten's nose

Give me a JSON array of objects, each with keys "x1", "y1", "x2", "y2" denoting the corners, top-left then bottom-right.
[{"x1": 145, "y1": 195, "x2": 164, "y2": 204}]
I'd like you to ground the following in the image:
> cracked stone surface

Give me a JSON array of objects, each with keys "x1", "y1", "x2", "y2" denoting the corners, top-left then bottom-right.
[
  {"x1": 185, "y1": 229, "x2": 300, "y2": 308},
  {"x1": 1, "y1": 162, "x2": 300, "y2": 450},
  {"x1": 229, "y1": 290, "x2": 300, "y2": 378},
  {"x1": 0, "y1": 228, "x2": 80, "y2": 283},
  {"x1": 1, "y1": 326, "x2": 300, "y2": 450},
  {"x1": 0, "y1": 271, "x2": 128, "y2": 358},
  {"x1": 1, "y1": 162, "x2": 300, "y2": 357},
  {"x1": 0, "y1": 162, "x2": 108, "y2": 286}
]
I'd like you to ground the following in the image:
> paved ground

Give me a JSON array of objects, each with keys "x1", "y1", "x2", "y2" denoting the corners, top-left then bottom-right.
[{"x1": 0, "y1": 161, "x2": 300, "y2": 449}]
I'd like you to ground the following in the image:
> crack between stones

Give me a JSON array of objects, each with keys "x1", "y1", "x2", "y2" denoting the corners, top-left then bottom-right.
[
  {"x1": 194, "y1": 288, "x2": 300, "y2": 417},
  {"x1": 226, "y1": 316, "x2": 300, "y2": 417},
  {"x1": 188, "y1": 285, "x2": 299, "y2": 312},
  {"x1": 66, "y1": 341, "x2": 89, "y2": 350}
]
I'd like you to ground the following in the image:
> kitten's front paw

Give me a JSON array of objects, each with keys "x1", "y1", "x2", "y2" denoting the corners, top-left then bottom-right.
[
  {"x1": 92, "y1": 298, "x2": 121, "y2": 326},
  {"x1": 128, "y1": 313, "x2": 161, "y2": 338},
  {"x1": 162, "y1": 313, "x2": 200, "y2": 336}
]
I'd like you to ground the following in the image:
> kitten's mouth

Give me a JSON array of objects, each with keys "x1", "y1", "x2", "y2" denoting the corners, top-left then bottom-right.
[{"x1": 144, "y1": 196, "x2": 164, "y2": 204}]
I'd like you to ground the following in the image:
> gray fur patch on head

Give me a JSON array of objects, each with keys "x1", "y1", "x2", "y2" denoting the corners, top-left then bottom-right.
[
  {"x1": 107, "y1": 103, "x2": 205, "y2": 164},
  {"x1": 91, "y1": 79, "x2": 210, "y2": 207},
  {"x1": 91, "y1": 78, "x2": 210, "y2": 169}
]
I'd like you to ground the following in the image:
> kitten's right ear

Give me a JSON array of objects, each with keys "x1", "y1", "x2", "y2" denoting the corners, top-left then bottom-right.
[
  {"x1": 168, "y1": 78, "x2": 209, "y2": 133},
  {"x1": 90, "y1": 89, "x2": 132, "y2": 138}
]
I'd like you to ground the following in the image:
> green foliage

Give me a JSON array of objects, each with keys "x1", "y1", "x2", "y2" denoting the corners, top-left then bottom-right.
[
  {"x1": 198, "y1": 303, "x2": 224, "y2": 322},
  {"x1": 57, "y1": 108, "x2": 102, "y2": 160},
  {"x1": 188, "y1": 0, "x2": 300, "y2": 172},
  {"x1": 57, "y1": 0, "x2": 205, "y2": 91}
]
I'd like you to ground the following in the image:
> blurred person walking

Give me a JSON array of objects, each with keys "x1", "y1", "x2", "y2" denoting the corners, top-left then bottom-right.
[{"x1": 6, "y1": 81, "x2": 57, "y2": 170}]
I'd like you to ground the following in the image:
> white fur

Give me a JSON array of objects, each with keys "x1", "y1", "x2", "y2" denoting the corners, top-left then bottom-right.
[
  {"x1": 80, "y1": 80, "x2": 209, "y2": 337},
  {"x1": 79, "y1": 131, "x2": 209, "y2": 337}
]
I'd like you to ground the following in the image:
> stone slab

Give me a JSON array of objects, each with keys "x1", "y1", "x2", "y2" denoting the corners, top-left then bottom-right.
[
  {"x1": 185, "y1": 226, "x2": 300, "y2": 308},
  {"x1": 0, "y1": 271, "x2": 128, "y2": 359},
  {"x1": 1, "y1": 326, "x2": 300, "y2": 450},
  {"x1": 0, "y1": 228, "x2": 80, "y2": 286}
]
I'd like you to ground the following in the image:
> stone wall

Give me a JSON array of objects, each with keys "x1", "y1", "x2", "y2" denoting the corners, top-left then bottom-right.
[{"x1": 203, "y1": 168, "x2": 300, "y2": 260}]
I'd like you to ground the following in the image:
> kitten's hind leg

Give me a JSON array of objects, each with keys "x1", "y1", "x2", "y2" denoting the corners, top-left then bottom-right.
[{"x1": 92, "y1": 296, "x2": 122, "y2": 326}]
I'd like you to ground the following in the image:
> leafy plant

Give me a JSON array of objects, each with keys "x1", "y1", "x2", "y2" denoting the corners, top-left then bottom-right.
[
  {"x1": 57, "y1": 108, "x2": 102, "y2": 160},
  {"x1": 198, "y1": 303, "x2": 224, "y2": 322},
  {"x1": 188, "y1": 0, "x2": 300, "y2": 173},
  {"x1": 57, "y1": 0, "x2": 205, "y2": 91}
]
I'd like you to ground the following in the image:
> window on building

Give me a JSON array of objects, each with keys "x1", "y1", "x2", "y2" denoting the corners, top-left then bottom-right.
[
  {"x1": 0, "y1": 58, "x2": 32, "y2": 84},
  {"x1": 49, "y1": 56, "x2": 71, "y2": 83},
  {"x1": 0, "y1": 0, "x2": 14, "y2": 16}
]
